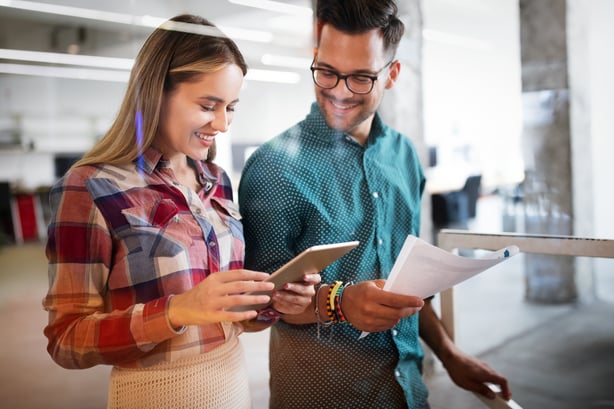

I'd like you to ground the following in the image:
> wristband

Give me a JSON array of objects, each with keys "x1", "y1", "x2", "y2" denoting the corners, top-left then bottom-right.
[
  {"x1": 314, "y1": 283, "x2": 333, "y2": 340},
  {"x1": 314, "y1": 283, "x2": 333, "y2": 325},
  {"x1": 327, "y1": 281, "x2": 343, "y2": 323},
  {"x1": 335, "y1": 281, "x2": 353, "y2": 324}
]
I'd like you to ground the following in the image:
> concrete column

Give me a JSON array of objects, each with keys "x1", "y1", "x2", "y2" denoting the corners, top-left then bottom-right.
[
  {"x1": 378, "y1": 0, "x2": 429, "y2": 242},
  {"x1": 519, "y1": 0, "x2": 576, "y2": 303}
]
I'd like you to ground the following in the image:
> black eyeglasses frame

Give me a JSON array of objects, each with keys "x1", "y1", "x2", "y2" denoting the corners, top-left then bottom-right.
[{"x1": 309, "y1": 59, "x2": 394, "y2": 95}]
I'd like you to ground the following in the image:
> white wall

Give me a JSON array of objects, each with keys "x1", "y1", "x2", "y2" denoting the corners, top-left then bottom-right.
[
  {"x1": 422, "y1": 0, "x2": 524, "y2": 191},
  {"x1": 0, "y1": 75, "x2": 125, "y2": 189},
  {"x1": 588, "y1": 0, "x2": 614, "y2": 300},
  {"x1": 0, "y1": 1, "x2": 316, "y2": 190},
  {"x1": 0, "y1": 70, "x2": 315, "y2": 190},
  {"x1": 589, "y1": 0, "x2": 614, "y2": 240}
]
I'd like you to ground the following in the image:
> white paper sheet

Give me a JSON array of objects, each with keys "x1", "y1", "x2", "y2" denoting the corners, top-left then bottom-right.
[{"x1": 359, "y1": 235, "x2": 519, "y2": 339}]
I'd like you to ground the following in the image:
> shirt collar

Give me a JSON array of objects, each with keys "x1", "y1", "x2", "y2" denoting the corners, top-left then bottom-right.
[
  {"x1": 136, "y1": 146, "x2": 163, "y2": 174},
  {"x1": 305, "y1": 101, "x2": 387, "y2": 147},
  {"x1": 195, "y1": 159, "x2": 218, "y2": 191},
  {"x1": 135, "y1": 146, "x2": 218, "y2": 190}
]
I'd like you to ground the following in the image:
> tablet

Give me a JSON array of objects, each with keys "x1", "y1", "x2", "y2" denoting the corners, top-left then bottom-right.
[{"x1": 229, "y1": 240, "x2": 359, "y2": 312}]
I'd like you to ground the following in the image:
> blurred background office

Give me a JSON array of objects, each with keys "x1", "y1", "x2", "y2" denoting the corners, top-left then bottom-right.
[{"x1": 1, "y1": 1, "x2": 613, "y2": 408}]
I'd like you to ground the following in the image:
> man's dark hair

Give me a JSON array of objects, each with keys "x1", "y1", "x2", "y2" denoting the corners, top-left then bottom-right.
[{"x1": 316, "y1": 0, "x2": 405, "y2": 57}]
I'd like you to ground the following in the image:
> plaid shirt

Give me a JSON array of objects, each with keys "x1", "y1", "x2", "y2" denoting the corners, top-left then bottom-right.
[{"x1": 43, "y1": 147, "x2": 244, "y2": 369}]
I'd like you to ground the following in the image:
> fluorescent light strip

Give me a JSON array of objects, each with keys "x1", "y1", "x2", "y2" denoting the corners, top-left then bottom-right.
[
  {"x1": 0, "y1": 0, "x2": 134, "y2": 25},
  {"x1": 228, "y1": 0, "x2": 312, "y2": 16},
  {"x1": 0, "y1": 62, "x2": 300, "y2": 84},
  {"x1": 0, "y1": 0, "x2": 273, "y2": 43},
  {"x1": 0, "y1": 63, "x2": 130, "y2": 82},
  {"x1": 219, "y1": 26, "x2": 274, "y2": 43},
  {"x1": 261, "y1": 54, "x2": 311, "y2": 69},
  {"x1": 0, "y1": 48, "x2": 134, "y2": 70},
  {"x1": 245, "y1": 68, "x2": 300, "y2": 84}
]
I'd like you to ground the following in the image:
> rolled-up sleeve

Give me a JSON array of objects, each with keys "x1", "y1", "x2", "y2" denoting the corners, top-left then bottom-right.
[{"x1": 43, "y1": 169, "x2": 179, "y2": 369}]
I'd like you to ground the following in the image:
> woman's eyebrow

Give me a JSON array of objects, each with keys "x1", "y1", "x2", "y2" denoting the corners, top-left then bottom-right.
[{"x1": 198, "y1": 95, "x2": 240, "y2": 104}]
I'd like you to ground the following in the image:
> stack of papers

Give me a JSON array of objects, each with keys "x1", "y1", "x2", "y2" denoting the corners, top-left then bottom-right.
[
  {"x1": 359, "y1": 235, "x2": 519, "y2": 339},
  {"x1": 383, "y1": 235, "x2": 518, "y2": 298}
]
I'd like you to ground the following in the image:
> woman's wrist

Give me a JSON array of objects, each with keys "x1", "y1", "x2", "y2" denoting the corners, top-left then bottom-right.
[{"x1": 166, "y1": 294, "x2": 187, "y2": 333}]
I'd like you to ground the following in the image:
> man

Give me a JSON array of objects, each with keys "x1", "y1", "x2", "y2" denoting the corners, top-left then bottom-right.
[{"x1": 239, "y1": 1, "x2": 511, "y2": 407}]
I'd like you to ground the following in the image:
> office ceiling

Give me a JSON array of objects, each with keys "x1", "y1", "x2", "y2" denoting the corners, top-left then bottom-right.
[
  {"x1": 0, "y1": 0, "x2": 510, "y2": 83},
  {"x1": 0, "y1": 0, "x2": 315, "y2": 71}
]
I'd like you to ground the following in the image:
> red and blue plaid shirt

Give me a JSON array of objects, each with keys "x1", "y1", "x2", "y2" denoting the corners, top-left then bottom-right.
[{"x1": 43, "y1": 147, "x2": 244, "y2": 369}]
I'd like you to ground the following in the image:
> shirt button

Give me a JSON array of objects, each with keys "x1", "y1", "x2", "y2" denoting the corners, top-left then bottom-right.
[
  {"x1": 394, "y1": 370, "x2": 401, "y2": 378},
  {"x1": 392, "y1": 329, "x2": 398, "y2": 336},
  {"x1": 378, "y1": 238, "x2": 383, "y2": 246},
  {"x1": 208, "y1": 241, "x2": 216, "y2": 247},
  {"x1": 194, "y1": 208, "x2": 202, "y2": 215},
  {"x1": 372, "y1": 192, "x2": 379, "y2": 198}
]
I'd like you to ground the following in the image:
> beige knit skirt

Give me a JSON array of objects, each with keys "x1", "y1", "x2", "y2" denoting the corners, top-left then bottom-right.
[{"x1": 107, "y1": 335, "x2": 251, "y2": 409}]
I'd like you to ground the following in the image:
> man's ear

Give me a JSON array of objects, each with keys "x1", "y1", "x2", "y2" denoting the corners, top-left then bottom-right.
[{"x1": 385, "y1": 60, "x2": 401, "y2": 89}]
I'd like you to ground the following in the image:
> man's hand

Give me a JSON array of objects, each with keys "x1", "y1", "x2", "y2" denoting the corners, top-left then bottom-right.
[
  {"x1": 442, "y1": 347, "x2": 512, "y2": 401},
  {"x1": 341, "y1": 279, "x2": 424, "y2": 332},
  {"x1": 272, "y1": 273, "x2": 321, "y2": 315}
]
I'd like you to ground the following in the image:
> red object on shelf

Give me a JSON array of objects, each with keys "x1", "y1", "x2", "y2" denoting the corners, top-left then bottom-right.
[{"x1": 15, "y1": 194, "x2": 39, "y2": 241}]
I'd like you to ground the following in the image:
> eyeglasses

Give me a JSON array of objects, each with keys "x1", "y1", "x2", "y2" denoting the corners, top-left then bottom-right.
[{"x1": 310, "y1": 59, "x2": 393, "y2": 94}]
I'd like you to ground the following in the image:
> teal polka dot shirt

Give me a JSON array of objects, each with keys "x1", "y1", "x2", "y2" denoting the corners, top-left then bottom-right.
[{"x1": 239, "y1": 102, "x2": 428, "y2": 408}]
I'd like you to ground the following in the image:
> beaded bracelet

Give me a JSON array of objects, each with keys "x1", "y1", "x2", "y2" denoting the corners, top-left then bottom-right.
[
  {"x1": 326, "y1": 281, "x2": 343, "y2": 323},
  {"x1": 314, "y1": 283, "x2": 333, "y2": 340},
  {"x1": 314, "y1": 283, "x2": 333, "y2": 325},
  {"x1": 335, "y1": 281, "x2": 353, "y2": 324}
]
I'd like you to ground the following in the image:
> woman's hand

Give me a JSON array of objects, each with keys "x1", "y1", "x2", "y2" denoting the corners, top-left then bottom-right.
[
  {"x1": 167, "y1": 269, "x2": 275, "y2": 327},
  {"x1": 271, "y1": 273, "x2": 321, "y2": 315}
]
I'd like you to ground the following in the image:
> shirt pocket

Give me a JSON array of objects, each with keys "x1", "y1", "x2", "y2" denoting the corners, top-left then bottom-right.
[
  {"x1": 110, "y1": 199, "x2": 192, "y2": 291},
  {"x1": 210, "y1": 197, "x2": 243, "y2": 239},
  {"x1": 118, "y1": 199, "x2": 186, "y2": 258}
]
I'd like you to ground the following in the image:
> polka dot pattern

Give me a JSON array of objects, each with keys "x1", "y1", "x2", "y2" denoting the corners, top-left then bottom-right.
[{"x1": 238, "y1": 102, "x2": 429, "y2": 408}]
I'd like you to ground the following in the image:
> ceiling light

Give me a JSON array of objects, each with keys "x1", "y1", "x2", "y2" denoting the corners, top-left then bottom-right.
[
  {"x1": 0, "y1": 0, "x2": 134, "y2": 25},
  {"x1": 0, "y1": 63, "x2": 129, "y2": 82},
  {"x1": 152, "y1": 18, "x2": 273, "y2": 43},
  {"x1": 228, "y1": 0, "x2": 312, "y2": 17},
  {"x1": 0, "y1": 0, "x2": 273, "y2": 43},
  {"x1": 217, "y1": 27, "x2": 273, "y2": 43},
  {"x1": 261, "y1": 54, "x2": 311, "y2": 69},
  {"x1": 0, "y1": 60, "x2": 301, "y2": 84},
  {"x1": 246, "y1": 68, "x2": 300, "y2": 84},
  {"x1": 0, "y1": 48, "x2": 134, "y2": 70}
]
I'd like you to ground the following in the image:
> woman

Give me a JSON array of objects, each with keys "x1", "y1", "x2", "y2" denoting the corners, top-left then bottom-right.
[{"x1": 43, "y1": 14, "x2": 319, "y2": 409}]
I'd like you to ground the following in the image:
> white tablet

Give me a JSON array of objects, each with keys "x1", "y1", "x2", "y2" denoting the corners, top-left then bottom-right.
[{"x1": 229, "y1": 241, "x2": 359, "y2": 312}]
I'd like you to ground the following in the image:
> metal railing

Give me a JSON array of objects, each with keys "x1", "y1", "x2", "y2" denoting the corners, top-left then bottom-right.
[{"x1": 436, "y1": 229, "x2": 614, "y2": 409}]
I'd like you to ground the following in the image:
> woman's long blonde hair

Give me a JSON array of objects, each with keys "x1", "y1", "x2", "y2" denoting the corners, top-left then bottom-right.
[{"x1": 73, "y1": 14, "x2": 247, "y2": 168}]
